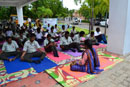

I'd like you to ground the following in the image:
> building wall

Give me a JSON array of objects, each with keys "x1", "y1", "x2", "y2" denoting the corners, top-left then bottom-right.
[{"x1": 107, "y1": 0, "x2": 130, "y2": 55}]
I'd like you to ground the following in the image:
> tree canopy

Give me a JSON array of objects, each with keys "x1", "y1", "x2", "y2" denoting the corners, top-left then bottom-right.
[{"x1": 0, "y1": 0, "x2": 74, "y2": 20}]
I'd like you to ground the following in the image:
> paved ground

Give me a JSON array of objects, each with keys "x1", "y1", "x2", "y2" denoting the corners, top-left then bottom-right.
[
  {"x1": 53, "y1": 54, "x2": 130, "y2": 87},
  {"x1": 54, "y1": 21, "x2": 130, "y2": 87},
  {"x1": 59, "y1": 21, "x2": 108, "y2": 36}
]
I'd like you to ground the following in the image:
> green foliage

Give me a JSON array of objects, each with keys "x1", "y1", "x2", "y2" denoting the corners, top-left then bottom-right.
[{"x1": 74, "y1": 0, "x2": 109, "y2": 18}]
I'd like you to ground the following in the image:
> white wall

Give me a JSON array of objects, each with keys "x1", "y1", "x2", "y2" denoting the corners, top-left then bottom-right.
[{"x1": 107, "y1": 0, "x2": 130, "y2": 55}]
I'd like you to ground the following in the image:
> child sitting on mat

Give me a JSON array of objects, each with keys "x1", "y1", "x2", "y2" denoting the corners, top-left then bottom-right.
[
  {"x1": 70, "y1": 39, "x2": 103, "y2": 74},
  {"x1": 0, "y1": 37, "x2": 21, "y2": 62},
  {"x1": 44, "y1": 34, "x2": 59, "y2": 57},
  {"x1": 21, "y1": 34, "x2": 46, "y2": 64}
]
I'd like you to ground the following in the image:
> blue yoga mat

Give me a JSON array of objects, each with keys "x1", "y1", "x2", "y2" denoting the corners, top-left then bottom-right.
[
  {"x1": 30, "y1": 57, "x2": 57, "y2": 73},
  {"x1": 4, "y1": 57, "x2": 31, "y2": 74}
]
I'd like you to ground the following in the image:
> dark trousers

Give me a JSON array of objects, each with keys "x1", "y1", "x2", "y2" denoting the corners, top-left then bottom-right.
[
  {"x1": 61, "y1": 43, "x2": 81, "y2": 51},
  {"x1": 0, "y1": 51, "x2": 22, "y2": 61},
  {"x1": 36, "y1": 39, "x2": 44, "y2": 45},
  {"x1": 22, "y1": 52, "x2": 46, "y2": 63},
  {"x1": 95, "y1": 34, "x2": 107, "y2": 44},
  {"x1": 45, "y1": 46, "x2": 59, "y2": 57}
]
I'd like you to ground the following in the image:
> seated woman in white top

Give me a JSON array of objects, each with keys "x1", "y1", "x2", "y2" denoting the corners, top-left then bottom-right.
[
  {"x1": 21, "y1": 34, "x2": 46, "y2": 64},
  {"x1": 35, "y1": 27, "x2": 44, "y2": 45},
  {"x1": 0, "y1": 37, "x2": 21, "y2": 62},
  {"x1": 44, "y1": 34, "x2": 59, "y2": 57}
]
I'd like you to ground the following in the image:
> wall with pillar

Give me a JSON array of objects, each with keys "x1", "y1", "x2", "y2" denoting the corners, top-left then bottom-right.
[
  {"x1": 107, "y1": 0, "x2": 130, "y2": 55},
  {"x1": 16, "y1": 6, "x2": 24, "y2": 26}
]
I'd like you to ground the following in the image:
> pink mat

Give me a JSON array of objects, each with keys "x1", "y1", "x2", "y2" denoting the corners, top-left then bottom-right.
[{"x1": 41, "y1": 48, "x2": 71, "y2": 62}]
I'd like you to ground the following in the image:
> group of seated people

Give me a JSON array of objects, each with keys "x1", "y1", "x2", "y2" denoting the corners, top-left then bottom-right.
[{"x1": 0, "y1": 23, "x2": 106, "y2": 73}]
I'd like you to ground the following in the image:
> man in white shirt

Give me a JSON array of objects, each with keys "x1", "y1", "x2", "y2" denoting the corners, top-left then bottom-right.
[
  {"x1": 6, "y1": 28, "x2": 13, "y2": 37},
  {"x1": 21, "y1": 34, "x2": 46, "y2": 64},
  {"x1": 86, "y1": 31, "x2": 99, "y2": 45},
  {"x1": 71, "y1": 26, "x2": 77, "y2": 34},
  {"x1": 54, "y1": 24, "x2": 58, "y2": 33},
  {"x1": 0, "y1": 37, "x2": 21, "y2": 62},
  {"x1": 49, "y1": 26, "x2": 59, "y2": 41},
  {"x1": 61, "y1": 25, "x2": 66, "y2": 36},
  {"x1": 72, "y1": 31, "x2": 85, "y2": 52},
  {"x1": 35, "y1": 27, "x2": 44, "y2": 45},
  {"x1": 60, "y1": 31, "x2": 81, "y2": 52},
  {"x1": 95, "y1": 27, "x2": 107, "y2": 44},
  {"x1": 44, "y1": 34, "x2": 59, "y2": 57},
  {"x1": 47, "y1": 24, "x2": 51, "y2": 32},
  {"x1": 17, "y1": 31, "x2": 27, "y2": 48}
]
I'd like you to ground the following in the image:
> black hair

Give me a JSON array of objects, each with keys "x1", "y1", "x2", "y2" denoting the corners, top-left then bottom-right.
[
  {"x1": 30, "y1": 34, "x2": 36, "y2": 38},
  {"x1": 47, "y1": 34, "x2": 52, "y2": 38},
  {"x1": 72, "y1": 26, "x2": 75, "y2": 29},
  {"x1": 96, "y1": 27, "x2": 100, "y2": 32},
  {"x1": 62, "y1": 25, "x2": 65, "y2": 29},
  {"x1": 90, "y1": 31, "x2": 94, "y2": 36},
  {"x1": 84, "y1": 39, "x2": 94, "y2": 56},
  {"x1": 6, "y1": 36, "x2": 12, "y2": 41},
  {"x1": 65, "y1": 31, "x2": 69, "y2": 35},
  {"x1": 51, "y1": 26, "x2": 54, "y2": 30},
  {"x1": 79, "y1": 31, "x2": 85, "y2": 36}
]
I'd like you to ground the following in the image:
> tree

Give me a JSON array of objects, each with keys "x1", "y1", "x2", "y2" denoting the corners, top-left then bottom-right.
[{"x1": 78, "y1": 4, "x2": 90, "y2": 19}]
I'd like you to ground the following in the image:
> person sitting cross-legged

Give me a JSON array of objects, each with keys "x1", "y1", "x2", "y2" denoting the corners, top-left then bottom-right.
[
  {"x1": 49, "y1": 26, "x2": 60, "y2": 41},
  {"x1": 0, "y1": 37, "x2": 21, "y2": 62},
  {"x1": 21, "y1": 34, "x2": 46, "y2": 64},
  {"x1": 70, "y1": 39, "x2": 104, "y2": 74},
  {"x1": 60, "y1": 31, "x2": 81, "y2": 52},
  {"x1": 44, "y1": 34, "x2": 59, "y2": 57}
]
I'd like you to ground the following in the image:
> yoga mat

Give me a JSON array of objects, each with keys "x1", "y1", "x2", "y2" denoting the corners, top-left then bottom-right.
[
  {"x1": 46, "y1": 53, "x2": 123, "y2": 86},
  {"x1": 0, "y1": 68, "x2": 37, "y2": 86},
  {"x1": 56, "y1": 44, "x2": 82, "y2": 57},
  {"x1": 41, "y1": 48, "x2": 71, "y2": 62},
  {"x1": 46, "y1": 66, "x2": 80, "y2": 87},
  {"x1": 6, "y1": 72, "x2": 57, "y2": 87},
  {"x1": 93, "y1": 44, "x2": 107, "y2": 49},
  {"x1": 4, "y1": 57, "x2": 31, "y2": 74},
  {"x1": 30, "y1": 57, "x2": 57, "y2": 73}
]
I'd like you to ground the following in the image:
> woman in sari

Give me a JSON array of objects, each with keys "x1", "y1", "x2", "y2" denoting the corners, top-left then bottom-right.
[{"x1": 70, "y1": 39, "x2": 103, "y2": 74}]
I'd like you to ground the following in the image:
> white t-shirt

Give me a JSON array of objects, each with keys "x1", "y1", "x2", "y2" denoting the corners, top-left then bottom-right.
[
  {"x1": 23, "y1": 40, "x2": 40, "y2": 53},
  {"x1": 60, "y1": 37, "x2": 72, "y2": 45},
  {"x1": 73, "y1": 34, "x2": 82, "y2": 43},
  {"x1": 36, "y1": 32, "x2": 43, "y2": 39},
  {"x1": 6, "y1": 30, "x2": 13, "y2": 37},
  {"x1": 2, "y1": 40, "x2": 19, "y2": 52},
  {"x1": 94, "y1": 31, "x2": 101, "y2": 36},
  {"x1": 47, "y1": 26, "x2": 51, "y2": 32},
  {"x1": 71, "y1": 29, "x2": 76, "y2": 34},
  {"x1": 49, "y1": 32, "x2": 58, "y2": 37},
  {"x1": 44, "y1": 39, "x2": 54, "y2": 46}
]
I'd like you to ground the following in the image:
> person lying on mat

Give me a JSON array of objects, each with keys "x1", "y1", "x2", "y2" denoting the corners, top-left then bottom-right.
[
  {"x1": 95, "y1": 27, "x2": 107, "y2": 44},
  {"x1": 21, "y1": 34, "x2": 46, "y2": 64},
  {"x1": 60, "y1": 31, "x2": 82, "y2": 52},
  {"x1": 44, "y1": 34, "x2": 59, "y2": 57},
  {"x1": 49, "y1": 26, "x2": 59, "y2": 41},
  {"x1": 86, "y1": 31, "x2": 99, "y2": 45},
  {"x1": 70, "y1": 39, "x2": 104, "y2": 74},
  {"x1": 0, "y1": 37, "x2": 21, "y2": 62}
]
